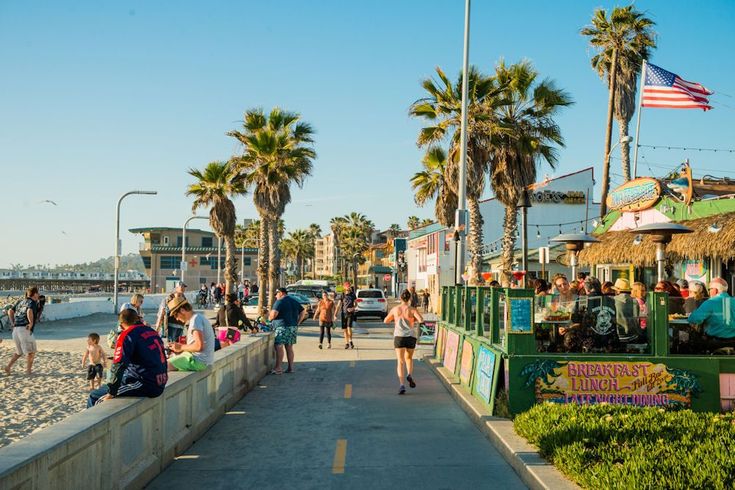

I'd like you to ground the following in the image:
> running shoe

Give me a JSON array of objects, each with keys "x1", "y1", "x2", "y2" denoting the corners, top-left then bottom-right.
[
  {"x1": 407, "y1": 375, "x2": 416, "y2": 388},
  {"x1": 399, "y1": 385, "x2": 406, "y2": 395}
]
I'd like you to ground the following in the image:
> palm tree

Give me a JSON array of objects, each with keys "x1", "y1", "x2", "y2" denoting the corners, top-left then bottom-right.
[
  {"x1": 411, "y1": 146, "x2": 457, "y2": 227},
  {"x1": 280, "y1": 229, "x2": 314, "y2": 280},
  {"x1": 307, "y1": 223, "x2": 322, "y2": 278},
  {"x1": 407, "y1": 216, "x2": 420, "y2": 230},
  {"x1": 388, "y1": 223, "x2": 402, "y2": 234},
  {"x1": 330, "y1": 216, "x2": 348, "y2": 280},
  {"x1": 186, "y1": 161, "x2": 247, "y2": 294},
  {"x1": 410, "y1": 66, "x2": 501, "y2": 282},
  {"x1": 489, "y1": 60, "x2": 572, "y2": 284},
  {"x1": 333, "y1": 213, "x2": 374, "y2": 286},
  {"x1": 419, "y1": 218, "x2": 435, "y2": 227},
  {"x1": 581, "y1": 6, "x2": 656, "y2": 209},
  {"x1": 228, "y1": 107, "x2": 316, "y2": 308}
]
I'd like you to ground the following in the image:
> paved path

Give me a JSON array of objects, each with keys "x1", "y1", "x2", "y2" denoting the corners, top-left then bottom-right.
[{"x1": 147, "y1": 317, "x2": 526, "y2": 489}]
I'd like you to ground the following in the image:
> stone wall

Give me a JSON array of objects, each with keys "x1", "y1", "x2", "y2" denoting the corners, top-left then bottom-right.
[{"x1": 0, "y1": 333, "x2": 274, "y2": 489}]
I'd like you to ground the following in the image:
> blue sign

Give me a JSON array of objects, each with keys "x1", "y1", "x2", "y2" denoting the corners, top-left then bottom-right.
[
  {"x1": 475, "y1": 346, "x2": 496, "y2": 403},
  {"x1": 509, "y1": 298, "x2": 533, "y2": 333}
]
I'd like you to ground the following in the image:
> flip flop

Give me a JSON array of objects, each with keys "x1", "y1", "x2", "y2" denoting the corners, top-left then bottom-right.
[{"x1": 270, "y1": 369, "x2": 283, "y2": 375}]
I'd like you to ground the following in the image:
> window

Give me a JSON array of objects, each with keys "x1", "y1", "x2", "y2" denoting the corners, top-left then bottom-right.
[
  {"x1": 142, "y1": 257, "x2": 151, "y2": 268},
  {"x1": 242, "y1": 257, "x2": 251, "y2": 266},
  {"x1": 418, "y1": 249, "x2": 427, "y2": 273},
  {"x1": 210, "y1": 257, "x2": 226, "y2": 270},
  {"x1": 200, "y1": 256, "x2": 210, "y2": 266},
  {"x1": 160, "y1": 256, "x2": 179, "y2": 269},
  {"x1": 202, "y1": 237, "x2": 213, "y2": 248},
  {"x1": 176, "y1": 237, "x2": 190, "y2": 247},
  {"x1": 163, "y1": 236, "x2": 169, "y2": 246}
]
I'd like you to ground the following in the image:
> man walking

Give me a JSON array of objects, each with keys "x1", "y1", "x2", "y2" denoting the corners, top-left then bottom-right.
[
  {"x1": 155, "y1": 281, "x2": 187, "y2": 342},
  {"x1": 335, "y1": 283, "x2": 357, "y2": 349},
  {"x1": 88, "y1": 309, "x2": 168, "y2": 407},
  {"x1": 269, "y1": 288, "x2": 307, "y2": 374},
  {"x1": 4, "y1": 286, "x2": 40, "y2": 375}
]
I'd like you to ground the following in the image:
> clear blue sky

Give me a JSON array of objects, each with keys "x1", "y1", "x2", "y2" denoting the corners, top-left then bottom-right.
[{"x1": 1, "y1": 0, "x2": 733, "y2": 267}]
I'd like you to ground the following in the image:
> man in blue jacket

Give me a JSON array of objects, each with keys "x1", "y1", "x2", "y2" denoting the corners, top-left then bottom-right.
[
  {"x1": 688, "y1": 277, "x2": 735, "y2": 339},
  {"x1": 88, "y1": 309, "x2": 169, "y2": 408}
]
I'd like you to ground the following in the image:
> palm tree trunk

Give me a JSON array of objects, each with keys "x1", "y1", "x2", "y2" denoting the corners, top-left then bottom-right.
[
  {"x1": 352, "y1": 258, "x2": 358, "y2": 287},
  {"x1": 257, "y1": 218, "x2": 269, "y2": 313},
  {"x1": 268, "y1": 218, "x2": 280, "y2": 308},
  {"x1": 468, "y1": 197, "x2": 484, "y2": 283},
  {"x1": 599, "y1": 48, "x2": 618, "y2": 218},
  {"x1": 500, "y1": 204, "x2": 518, "y2": 286},
  {"x1": 617, "y1": 117, "x2": 631, "y2": 181},
  {"x1": 224, "y1": 234, "x2": 237, "y2": 295}
]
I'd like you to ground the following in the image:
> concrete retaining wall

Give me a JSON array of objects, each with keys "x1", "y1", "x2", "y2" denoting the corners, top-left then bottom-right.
[
  {"x1": 0, "y1": 333, "x2": 274, "y2": 490},
  {"x1": 42, "y1": 293, "x2": 197, "y2": 322}
]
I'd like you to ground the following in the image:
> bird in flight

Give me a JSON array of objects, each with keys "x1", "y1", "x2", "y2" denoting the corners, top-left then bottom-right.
[{"x1": 39, "y1": 200, "x2": 57, "y2": 206}]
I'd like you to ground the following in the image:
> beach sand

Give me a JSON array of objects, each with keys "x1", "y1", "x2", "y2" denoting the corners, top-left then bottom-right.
[{"x1": 0, "y1": 347, "x2": 89, "y2": 448}]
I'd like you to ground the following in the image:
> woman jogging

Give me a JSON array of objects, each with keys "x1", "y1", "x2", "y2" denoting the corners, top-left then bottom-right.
[{"x1": 384, "y1": 289, "x2": 423, "y2": 395}]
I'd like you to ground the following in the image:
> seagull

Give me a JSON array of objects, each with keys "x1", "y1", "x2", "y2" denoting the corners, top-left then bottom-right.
[{"x1": 39, "y1": 200, "x2": 57, "y2": 206}]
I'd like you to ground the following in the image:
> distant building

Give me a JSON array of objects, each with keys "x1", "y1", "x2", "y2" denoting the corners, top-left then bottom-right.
[
  {"x1": 406, "y1": 223, "x2": 456, "y2": 312},
  {"x1": 314, "y1": 234, "x2": 337, "y2": 278},
  {"x1": 131, "y1": 227, "x2": 258, "y2": 293}
]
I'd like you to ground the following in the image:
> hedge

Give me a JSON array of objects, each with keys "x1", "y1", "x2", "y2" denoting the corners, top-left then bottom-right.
[{"x1": 514, "y1": 403, "x2": 735, "y2": 489}]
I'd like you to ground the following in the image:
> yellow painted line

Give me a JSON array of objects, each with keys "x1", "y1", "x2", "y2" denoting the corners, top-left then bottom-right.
[
  {"x1": 332, "y1": 439, "x2": 347, "y2": 474},
  {"x1": 349, "y1": 361, "x2": 355, "y2": 368},
  {"x1": 344, "y1": 384, "x2": 352, "y2": 399}
]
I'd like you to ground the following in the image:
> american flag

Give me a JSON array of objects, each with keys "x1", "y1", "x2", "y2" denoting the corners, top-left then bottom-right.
[{"x1": 641, "y1": 63, "x2": 713, "y2": 111}]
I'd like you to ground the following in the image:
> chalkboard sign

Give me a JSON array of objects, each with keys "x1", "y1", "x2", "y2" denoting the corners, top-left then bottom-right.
[{"x1": 508, "y1": 298, "x2": 533, "y2": 334}]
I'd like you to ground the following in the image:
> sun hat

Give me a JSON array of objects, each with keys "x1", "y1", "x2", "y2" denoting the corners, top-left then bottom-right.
[
  {"x1": 613, "y1": 278, "x2": 631, "y2": 292},
  {"x1": 167, "y1": 296, "x2": 189, "y2": 315}
]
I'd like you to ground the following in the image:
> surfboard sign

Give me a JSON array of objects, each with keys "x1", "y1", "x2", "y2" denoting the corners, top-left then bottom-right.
[{"x1": 606, "y1": 178, "x2": 662, "y2": 212}]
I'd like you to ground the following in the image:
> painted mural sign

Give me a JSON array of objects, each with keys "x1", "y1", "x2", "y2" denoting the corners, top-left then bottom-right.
[
  {"x1": 606, "y1": 177, "x2": 662, "y2": 212},
  {"x1": 521, "y1": 360, "x2": 701, "y2": 407},
  {"x1": 435, "y1": 325, "x2": 446, "y2": 360},
  {"x1": 443, "y1": 331, "x2": 460, "y2": 374},
  {"x1": 683, "y1": 259, "x2": 708, "y2": 283},
  {"x1": 475, "y1": 345, "x2": 497, "y2": 403},
  {"x1": 459, "y1": 340, "x2": 474, "y2": 385}
]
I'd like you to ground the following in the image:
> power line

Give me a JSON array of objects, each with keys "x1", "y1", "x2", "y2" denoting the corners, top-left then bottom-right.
[{"x1": 638, "y1": 144, "x2": 735, "y2": 153}]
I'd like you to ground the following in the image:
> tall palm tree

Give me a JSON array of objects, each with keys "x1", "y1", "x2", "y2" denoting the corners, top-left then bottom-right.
[
  {"x1": 407, "y1": 216, "x2": 420, "y2": 230},
  {"x1": 388, "y1": 223, "x2": 402, "y2": 234},
  {"x1": 410, "y1": 66, "x2": 500, "y2": 282},
  {"x1": 333, "y1": 213, "x2": 374, "y2": 286},
  {"x1": 280, "y1": 229, "x2": 314, "y2": 280},
  {"x1": 330, "y1": 216, "x2": 348, "y2": 280},
  {"x1": 489, "y1": 60, "x2": 572, "y2": 284},
  {"x1": 228, "y1": 107, "x2": 316, "y2": 309},
  {"x1": 581, "y1": 6, "x2": 656, "y2": 208},
  {"x1": 410, "y1": 146, "x2": 457, "y2": 227},
  {"x1": 186, "y1": 161, "x2": 247, "y2": 294},
  {"x1": 307, "y1": 223, "x2": 322, "y2": 278}
]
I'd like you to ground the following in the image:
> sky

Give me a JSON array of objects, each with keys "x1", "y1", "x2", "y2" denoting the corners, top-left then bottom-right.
[{"x1": 0, "y1": 0, "x2": 733, "y2": 267}]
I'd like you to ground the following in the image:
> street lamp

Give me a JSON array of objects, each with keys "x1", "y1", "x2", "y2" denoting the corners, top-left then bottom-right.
[
  {"x1": 517, "y1": 190, "x2": 532, "y2": 287},
  {"x1": 182, "y1": 216, "x2": 208, "y2": 284},
  {"x1": 599, "y1": 135, "x2": 634, "y2": 218},
  {"x1": 454, "y1": 0, "x2": 471, "y2": 285},
  {"x1": 114, "y1": 190, "x2": 157, "y2": 313}
]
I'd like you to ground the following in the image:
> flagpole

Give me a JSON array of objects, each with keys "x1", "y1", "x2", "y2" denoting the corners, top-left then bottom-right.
[{"x1": 632, "y1": 59, "x2": 647, "y2": 179}]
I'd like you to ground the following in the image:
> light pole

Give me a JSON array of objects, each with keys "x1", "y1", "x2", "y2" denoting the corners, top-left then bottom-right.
[
  {"x1": 114, "y1": 190, "x2": 157, "y2": 313},
  {"x1": 217, "y1": 236, "x2": 222, "y2": 285},
  {"x1": 182, "y1": 216, "x2": 208, "y2": 284},
  {"x1": 517, "y1": 190, "x2": 532, "y2": 288},
  {"x1": 455, "y1": 0, "x2": 471, "y2": 285}
]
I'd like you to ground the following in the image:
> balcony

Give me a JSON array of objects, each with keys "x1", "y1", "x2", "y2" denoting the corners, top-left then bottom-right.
[{"x1": 139, "y1": 242, "x2": 152, "y2": 251}]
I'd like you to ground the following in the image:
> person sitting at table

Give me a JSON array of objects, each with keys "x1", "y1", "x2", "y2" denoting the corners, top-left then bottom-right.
[
  {"x1": 534, "y1": 278, "x2": 550, "y2": 296},
  {"x1": 552, "y1": 274, "x2": 576, "y2": 305},
  {"x1": 565, "y1": 276, "x2": 619, "y2": 353},
  {"x1": 688, "y1": 277, "x2": 735, "y2": 340},
  {"x1": 215, "y1": 293, "x2": 255, "y2": 333},
  {"x1": 631, "y1": 282, "x2": 648, "y2": 331},
  {"x1": 654, "y1": 280, "x2": 685, "y2": 315},
  {"x1": 612, "y1": 279, "x2": 644, "y2": 343},
  {"x1": 683, "y1": 281, "x2": 707, "y2": 316}
]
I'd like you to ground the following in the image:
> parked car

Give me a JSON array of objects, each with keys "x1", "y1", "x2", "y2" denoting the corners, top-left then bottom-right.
[
  {"x1": 354, "y1": 288, "x2": 388, "y2": 319},
  {"x1": 288, "y1": 292, "x2": 314, "y2": 316},
  {"x1": 242, "y1": 296, "x2": 263, "y2": 320},
  {"x1": 286, "y1": 288, "x2": 321, "y2": 309}
]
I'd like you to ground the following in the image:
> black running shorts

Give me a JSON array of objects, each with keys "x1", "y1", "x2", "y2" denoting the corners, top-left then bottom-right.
[{"x1": 393, "y1": 336, "x2": 417, "y2": 349}]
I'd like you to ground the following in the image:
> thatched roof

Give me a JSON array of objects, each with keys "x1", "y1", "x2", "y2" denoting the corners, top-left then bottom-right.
[{"x1": 578, "y1": 212, "x2": 735, "y2": 266}]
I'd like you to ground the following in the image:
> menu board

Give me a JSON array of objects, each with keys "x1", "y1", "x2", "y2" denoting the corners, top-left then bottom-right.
[
  {"x1": 459, "y1": 340, "x2": 474, "y2": 385},
  {"x1": 419, "y1": 321, "x2": 436, "y2": 345},
  {"x1": 508, "y1": 298, "x2": 533, "y2": 334},
  {"x1": 475, "y1": 345, "x2": 497, "y2": 404},
  {"x1": 444, "y1": 331, "x2": 460, "y2": 374}
]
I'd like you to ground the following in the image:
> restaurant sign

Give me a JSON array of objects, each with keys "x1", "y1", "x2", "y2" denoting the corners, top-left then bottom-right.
[
  {"x1": 606, "y1": 177, "x2": 662, "y2": 212},
  {"x1": 521, "y1": 360, "x2": 701, "y2": 407},
  {"x1": 530, "y1": 190, "x2": 586, "y2": 204}
]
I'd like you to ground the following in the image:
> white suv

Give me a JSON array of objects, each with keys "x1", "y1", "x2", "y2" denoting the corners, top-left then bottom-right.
[{"x1": 354, "y1": 288, "x2": 388, "y2": 319}]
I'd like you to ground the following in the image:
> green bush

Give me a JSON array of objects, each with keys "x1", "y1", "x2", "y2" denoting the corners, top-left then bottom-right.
[{"x1": 514, "y1": 403, "x2": 735, "y2": 489}]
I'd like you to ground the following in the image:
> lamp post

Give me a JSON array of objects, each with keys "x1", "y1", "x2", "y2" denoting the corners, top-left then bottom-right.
[
  {"x1": 181, "y1": 216, "x2": 208, "y2": 285},
  {"x1": 517, "y1": 190, "x2": 532, "y2": 287},
  {"x1": 217, "y1": 236, "x2": 222, "y2": 285},
  {"x1": 549, "y1": 233, "x2": 601, "y2": 281},
  {"x1": 454, "y1": 0, "x2": 471, "y2": 285},
  {"x1": 599, "y1": 135, "x2": 634, "y2": 218},
  {"x1": 114, "y1": 190, "x2": 157, "y2": 313},
  {"x1": 630, "y1": 223, "x2": 693, "y2": 282}
]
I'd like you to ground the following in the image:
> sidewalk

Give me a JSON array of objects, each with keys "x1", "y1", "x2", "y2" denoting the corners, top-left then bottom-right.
[{"x1": 147, "y1": 319, "x2": 527, "y2": 489}]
